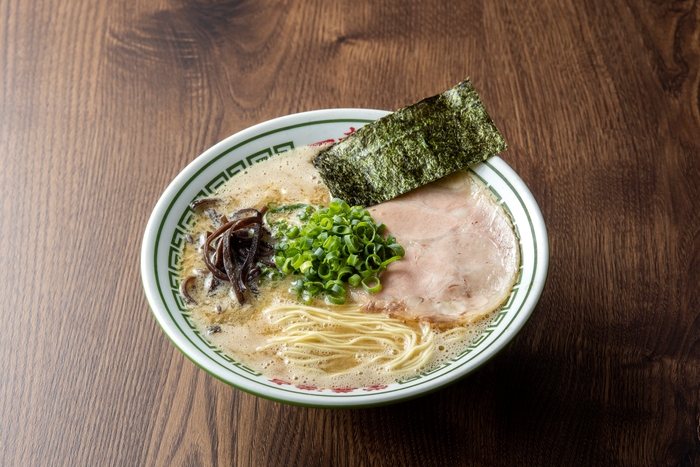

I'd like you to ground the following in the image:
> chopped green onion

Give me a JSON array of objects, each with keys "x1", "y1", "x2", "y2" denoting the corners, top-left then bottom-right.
[
  {"x1": 344, "y1": 235, "x2": 361, "y2": 253},
  {"x1": 270, "y1": 198, "x2": 404, "y2": 303},
  {"x1": 326, "y1": 294, "x2": 346, "y2": 305},
  {"x1": 318, "y1": 263, "x2": 333, "y2": 280},
  {"x1": 299, "y1": 260, "x2": 314, "y2": 274},
  {"x1": 366, "y1": 254, "x2": 382, "y2": 272},
  {"x1": 362, "y1": 276, "x2": 382, "y2": 294},
  {"x1": 286, "y1": 226, "x2": 300, "y2": 239},
  {"x1": 389, "y1": 243, "x2": 405, "y2": 257},
  {"x1": 348, "y1": 274, "x2": 361, "y2": 287},
  {"x1": 336, "y1": 266, "x2": 354, "y2": 282}
]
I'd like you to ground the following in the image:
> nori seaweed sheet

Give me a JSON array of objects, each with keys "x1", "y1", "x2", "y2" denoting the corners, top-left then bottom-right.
[{"x1": 312, "y1": 79, "x2": 507, "y2": 207}]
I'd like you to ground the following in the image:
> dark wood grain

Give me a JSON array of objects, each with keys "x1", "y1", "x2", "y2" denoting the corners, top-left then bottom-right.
[{"x1": 1, "y1": 0, "x2": 699, "y2": 465}]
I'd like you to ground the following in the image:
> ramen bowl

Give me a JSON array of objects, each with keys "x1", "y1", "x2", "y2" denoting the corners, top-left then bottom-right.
[{"x1": 141, "y1": 109, "x2": 549, "y2": 408}]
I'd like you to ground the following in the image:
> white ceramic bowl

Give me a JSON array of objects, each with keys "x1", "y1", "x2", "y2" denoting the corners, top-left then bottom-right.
[{"x1": 141, "y1": 109, "x2": 549, "y2": 408}]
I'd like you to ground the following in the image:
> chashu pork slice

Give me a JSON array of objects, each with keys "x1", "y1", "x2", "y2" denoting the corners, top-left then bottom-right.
[{"x1": 354, "y1": 170, "x2": 520, "y2": 325}]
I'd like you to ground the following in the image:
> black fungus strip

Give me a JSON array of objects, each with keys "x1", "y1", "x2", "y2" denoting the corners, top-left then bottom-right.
[
  {"x1": 229, "y1": 207, "x2": 260, "y2": 220},
  {"x1": 195, "y1": 206, "x2": 277, "y2": 306},
  {"x1": 203, "y1": 217, "x2": 258, "y2": 279},
  {"x1": 205, "y1": 273, "x2": 219, "y2": 294},
  {"x1": 240, "y1": 223, "x2": 262, "y2": 293},
  {"x1": 190, "y1": 197, "x2": 221, "y2": 210},
  {"x1": 248, "y1": 265, "x2": 261, "y2": 280},
  {"x1": 213, "y1": 237, "x2": 224, "y2": 271},
  {"x1": 222, "y1": 226, "x2": 245, "y2": 304},
  {"x1": 179, "y1": 276, "x2": 197, "y2": 304},
  {"x1": 257, "y1": 242, "x2": 275, "y2": 256},
  {"x1": 203, "y1": 236, "x2": 229, "y2": 280}
]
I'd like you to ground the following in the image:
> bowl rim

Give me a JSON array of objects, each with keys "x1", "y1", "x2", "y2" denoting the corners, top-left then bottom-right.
[{"x1": 141, "y1": 108, "x2": 549, "y2": 408}]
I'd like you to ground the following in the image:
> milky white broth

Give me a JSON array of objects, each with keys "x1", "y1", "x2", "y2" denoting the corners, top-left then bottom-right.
[{"x1": 179, "y1": 145, "x2": 519, "y2": 388}]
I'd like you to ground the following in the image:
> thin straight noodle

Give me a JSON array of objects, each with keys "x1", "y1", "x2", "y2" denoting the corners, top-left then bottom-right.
[
  {"x1": 441, "y1": 327, "x2": 472, "y2": 344},
  {"x1": 259, "y1": 304, "x2": 438, "y2": 377}
]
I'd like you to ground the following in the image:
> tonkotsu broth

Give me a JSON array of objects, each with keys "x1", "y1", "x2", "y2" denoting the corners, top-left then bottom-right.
[{"x1": 179, "y1": 145, "x2": 514, "y2": 388}]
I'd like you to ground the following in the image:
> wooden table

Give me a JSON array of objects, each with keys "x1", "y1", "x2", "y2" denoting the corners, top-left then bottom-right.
[{"x1": 2, "y1": 0, "x2": 699, "y2": 465}]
